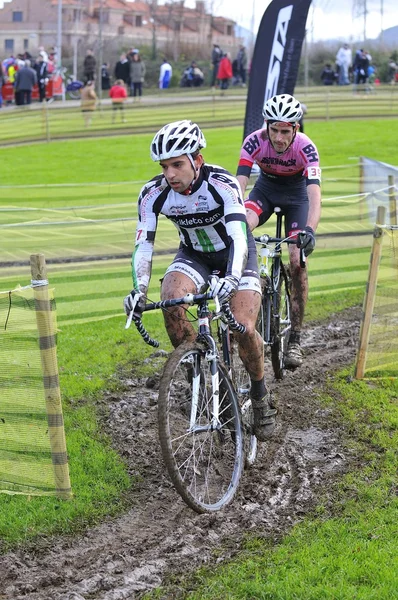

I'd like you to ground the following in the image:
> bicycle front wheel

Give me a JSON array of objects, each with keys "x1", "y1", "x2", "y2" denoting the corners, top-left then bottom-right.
[
  {"x1": 158, "y1": 341, "x2": 244, "y2": 513},
  {"x1": 270, "y1": 262, "x2": 291, "y2": 380}
]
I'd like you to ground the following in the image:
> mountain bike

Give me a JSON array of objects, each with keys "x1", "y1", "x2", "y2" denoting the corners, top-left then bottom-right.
[
  {"x1": 254, "y1": 207, "x2": 306, "y2": 380},
  {"x1": 129, "y1": 281, "x2": 257, "y2": 513}
]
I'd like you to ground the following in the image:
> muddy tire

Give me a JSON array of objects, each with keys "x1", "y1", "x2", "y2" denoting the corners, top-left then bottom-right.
[
  {"x1": 158, "y1": 341, "x2": 244, "y2": 513},
  {"x1": 270, "y1": 262, "x2": 291, "y2": 380}
]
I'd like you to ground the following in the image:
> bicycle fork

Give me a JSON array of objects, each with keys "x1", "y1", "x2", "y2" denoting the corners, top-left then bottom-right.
[{"x1": 189, "y1": 304, "x2": 221, "y2": 432}]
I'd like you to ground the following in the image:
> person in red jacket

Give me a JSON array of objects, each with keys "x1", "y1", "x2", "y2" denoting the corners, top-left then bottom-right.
[
  {"x1": 109, "y1": 79, "x2": 128, "y2": 123},
  {"x1": 217, "y1": 52, "x2": 233, "y2": 94}
]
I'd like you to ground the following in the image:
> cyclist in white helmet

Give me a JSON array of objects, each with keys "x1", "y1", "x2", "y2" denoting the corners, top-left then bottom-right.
[
  {"x1": 124, "y1": 120, "x2": 277, "y2": 441},
  {"x1": 237, "y1": 94, "x2": 322, "y2": 368}
]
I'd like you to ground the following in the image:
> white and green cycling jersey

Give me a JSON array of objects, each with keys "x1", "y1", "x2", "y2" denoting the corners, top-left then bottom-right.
[{"x1": 132, "y1": 164, "x2": 249, "y2": 292}]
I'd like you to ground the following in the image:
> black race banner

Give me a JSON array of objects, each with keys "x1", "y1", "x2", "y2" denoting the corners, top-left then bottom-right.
[{"x1": 243, "y1": 0, "x2": 312, "y2": 138}]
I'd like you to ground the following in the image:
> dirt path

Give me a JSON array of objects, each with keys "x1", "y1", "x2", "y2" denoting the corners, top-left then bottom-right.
[{"x1": 0, "y1": 307, "x2": 361, "y2": 600}]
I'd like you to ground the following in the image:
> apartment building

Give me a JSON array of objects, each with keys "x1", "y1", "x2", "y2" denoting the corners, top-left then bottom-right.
[{"x1": 0, "y1": 0, "x2": 241, "y2": 60}]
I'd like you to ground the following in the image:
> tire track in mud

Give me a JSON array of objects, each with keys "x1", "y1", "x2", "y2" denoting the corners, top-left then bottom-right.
[{"x1": 0, "y1": 308, "x2": 360, "y2": 600}]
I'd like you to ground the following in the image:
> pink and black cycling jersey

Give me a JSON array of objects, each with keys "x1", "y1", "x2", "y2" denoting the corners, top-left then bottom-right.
[{"x1": 237, "y1": 128, "x2": 321, "y2": 186}]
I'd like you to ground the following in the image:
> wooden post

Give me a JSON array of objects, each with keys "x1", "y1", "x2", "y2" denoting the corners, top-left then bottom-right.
[
  {"x1": 30, "y1": 254, "x2": 72, "y2": 499},
  {"x1": 42, "y1": 99, "x2": 51, "y2": 143},
  {"x1": 358, "y1": 156, "x2": 365, "y2": 221},
  {"x1": 354, "y1": 206, "x2": 386, "y2": 379},
  {"x1": 388, "y1": 175, "x2": 397, "y2": 226},
  {"x1": 326, "y1": 89, "x2": 330, "y2": 121}
]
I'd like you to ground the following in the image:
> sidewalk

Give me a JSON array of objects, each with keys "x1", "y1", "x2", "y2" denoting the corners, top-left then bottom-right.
[{"x1": 1, "y1": 89, "x2": 246, "y2": 112}]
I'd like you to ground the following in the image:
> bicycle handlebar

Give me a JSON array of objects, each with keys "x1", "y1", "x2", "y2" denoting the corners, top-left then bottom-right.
[
  {"x1": 128, "y1": 291, "x2": 246, "y2": 347},
  {"x1": 254, "y1": 232, "x2": 307, "y2": 269}
]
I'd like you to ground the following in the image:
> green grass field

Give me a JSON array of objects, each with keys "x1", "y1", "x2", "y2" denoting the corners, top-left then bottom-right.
[
  {"x1": 1, "y1": 119, "x2": 393, "y2": 330},
  {"x1": 0, "y1": 116, "x2": 397, "y2": 600},
  {"x1": 0, "y1": 85, "x2": 397, "y2": 144}
]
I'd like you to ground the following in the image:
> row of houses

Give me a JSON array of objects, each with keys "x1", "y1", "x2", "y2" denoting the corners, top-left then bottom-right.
[{"x1": 0, "y1": 0, "x2": 244, "y2": 61}]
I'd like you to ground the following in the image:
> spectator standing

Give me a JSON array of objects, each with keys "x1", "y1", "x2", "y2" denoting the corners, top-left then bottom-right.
[
  {"x1": 83, "y1": 49, "x2": 96, "y2": 83},
  {"x1": 80, "y1": 80, "x2": 97, "y2": 127},
  {"x1": 211, "y1": 43, "x2": 222, "y2": 88},
  {"x1": 101, "y1": 62, "x2": 111, "y2": 92},
  {"x1": 127, "y1": 48, "x2": 140, "y2": 62},
  {"x1": 109, "y1": 79, "x2": 127, "y2": 123},
  {"x1": 47, "y1": 49, "x2": 56, "y2": 74},
  {"x1": 367, "y1": 64, "x2": 376, "y2": 90},
  {"x1": 129, "y1": 52, "x2": 146, "y2": 100},
  {"x1": 320, "y1": 63, "x2": 336, "y2": 85},
  {"x1": 217, "y1": 52, "x2": 233, "y2": 94},
  {"x1": 15, "y1": 60, "x2": 37, "y2": 106},
  {"x1": 38, "y1": 46, "x2": 49, "y2": 63},
  {"x1": 236, "y1": 45, "x2": 248, "y2": 86},
  {"x1": 0, "y1": 62, "x2": 4, "y2": 109},
  {"x1": 34, "y1": 55, "x2": 48, "y2": 102},
  {"x1": 114, "y1": 53, "x2": 130, "y2": 85},
  {"x1": 335, "y1": 43, "x2": 352, "y2": 85},
  {"x1": 353, "y1": 49, "x2": 370, "y2": 90},
  {"x1": 159, "y1": 58, "x2": 172, "y2": 89},
  {"x1": 7, "y1": 60, "x2": 17, "y2": 105},
  {"x1": 388, "y1": 58, "x2": 397, "y2": 84}
]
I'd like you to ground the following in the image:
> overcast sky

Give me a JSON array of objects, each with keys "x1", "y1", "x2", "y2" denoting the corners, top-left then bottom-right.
[
  {"x1": 1, "y1": 0, "x2": 397, "y2": 42},
  {"x1": 197, "y1": 0, "x2": 398, "y2": 42}
]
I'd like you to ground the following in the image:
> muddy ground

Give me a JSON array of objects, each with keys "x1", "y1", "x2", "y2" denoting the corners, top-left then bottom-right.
[{"x1": 1, "y1": 307, "x2": 361, "y2": 600}]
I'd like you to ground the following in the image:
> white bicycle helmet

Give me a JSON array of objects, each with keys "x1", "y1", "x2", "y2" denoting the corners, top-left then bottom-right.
[
  {"x1": 262, "y1": 94, "x2": 303, "y2": 124},
  {"x1": 150, "y1": 120, "x2": 207, "y2": 161}
]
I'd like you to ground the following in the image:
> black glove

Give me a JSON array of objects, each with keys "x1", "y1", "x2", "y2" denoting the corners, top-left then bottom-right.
[
  {"x1": 123, "y1": 289, "x2": 145, "y2": 320},
  {"x1": 297, "y1": 226, "x2": 315, "y2": 257}
]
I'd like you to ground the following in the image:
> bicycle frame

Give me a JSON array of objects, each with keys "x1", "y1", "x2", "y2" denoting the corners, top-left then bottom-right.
[
  {"x1": 256, "y1": 208, "x2": 294, "y2": 346},
  {"x1": 254, "y1": 207, "x2": 307, "y2": 379}
]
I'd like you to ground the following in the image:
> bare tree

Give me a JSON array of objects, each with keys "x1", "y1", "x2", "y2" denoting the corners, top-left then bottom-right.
[{"x1": 145, "y1": 0, "x2": 159, "y2": 59}]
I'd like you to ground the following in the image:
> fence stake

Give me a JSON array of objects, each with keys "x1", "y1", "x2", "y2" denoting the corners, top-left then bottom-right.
[
  {"x1": 359, "y1": 156, "x2": 365, "y2": 221},
  {"x1": 30, "y1": 253, "x2": 72, "y2": 499},
  {"x1": 388, "y1": 175, "x2": 397, "y2": 225},
  {"x1": 354, "y1": 206, "x2": 386, "y2": 379},
  {"x1": 42, "y1": 100, "x2": 51, "y2": 143}
]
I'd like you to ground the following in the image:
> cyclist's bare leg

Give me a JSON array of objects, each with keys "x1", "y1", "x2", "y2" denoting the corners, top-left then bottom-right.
[
  {"x1": 161, "y1": 271, "x2": 197, "y2": 348},
  {"x1": 288, "y1": 244, "x2": 308, "y2": 332}
]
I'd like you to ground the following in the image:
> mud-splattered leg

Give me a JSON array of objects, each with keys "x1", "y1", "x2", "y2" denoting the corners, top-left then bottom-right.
[
  {"x1": 289, "y1": 245, "x2": 308, "y2": 333},
  {"x1": 161, "y1": 272, "x2": 197, "y2": 348}
]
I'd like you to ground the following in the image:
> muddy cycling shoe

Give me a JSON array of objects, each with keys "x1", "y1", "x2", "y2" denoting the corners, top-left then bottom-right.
[
  {"x1": 251, "y1": 394, "x2": 277, "y2": 441},
  {"x1": 284, "y1": 342, "x2": 303, "y2": 369}
]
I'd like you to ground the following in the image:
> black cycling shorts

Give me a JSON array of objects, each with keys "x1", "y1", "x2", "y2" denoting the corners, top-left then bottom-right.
[
  {"x1": 247, "y1": 173, "x2": 309, "y2": 236},
  {"x1": 164, "y1": 231, "x2": 261, "y2": 295}
]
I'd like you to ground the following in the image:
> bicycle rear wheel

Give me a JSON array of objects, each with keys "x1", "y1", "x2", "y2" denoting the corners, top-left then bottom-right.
[
  {"x1": 229, "y1": 341, "x2": 257, "y2": 467},
  {"x1": 158, "y1": 341, "x2": 244, "y2": 513},
  {"x1": 270, "y1": 262, "x2": 291, "y2": 380}
]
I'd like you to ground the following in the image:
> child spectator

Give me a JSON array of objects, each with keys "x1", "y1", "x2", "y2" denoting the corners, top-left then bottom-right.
[
  {"x1": 217, "y1": 52, "x2": 233, "y2": 94},
  {"x1": 109, "y1": 79, "x2": 128, "y2": 123},
  {"x1": 80, "y1": 80, "x2": 97, "y2": 127}
]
